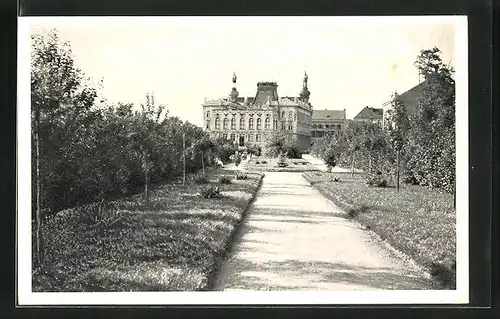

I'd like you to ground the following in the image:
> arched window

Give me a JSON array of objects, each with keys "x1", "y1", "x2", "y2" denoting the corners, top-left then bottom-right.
[
  {"x1": 256, "y1": 117, "x2": 262, "y2": 130},
  {"x1": 264, "y1": 117, "x2": 270, "y2": 129},
  {"x1": 281, "y1": 111, "x2": 285, "y2": 118},
  {"x1": 206, "y1": 111, "x2": 210, "y2": 118},
  {"x1": 249, "y1": 118, "x2": 254, "y2": 129},
  {"x1": 239, "y1": 117, "x2": 245, "y2": 130},
  {"x1": 223, "y1": 118, "x2": 228, "y2": 130},
  {"x1": 230, "y1": 117, "x2": 235, "y2": 130},
  {"x1": 215, "y1": 117, "x2": 220, "y2": 129}
]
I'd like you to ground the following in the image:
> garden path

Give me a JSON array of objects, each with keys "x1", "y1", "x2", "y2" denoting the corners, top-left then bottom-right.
[{"x1": 214, "y1": 171, "x2": 431, "y2": 291}]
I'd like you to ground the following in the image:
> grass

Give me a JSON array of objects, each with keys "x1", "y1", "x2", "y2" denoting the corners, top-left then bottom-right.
[
  {"x1": 33, "y1": 168, "x2": 263, "y2": 292},
  {"x1": 303, "y1": 171, "x2": 456, "y2": 289}
]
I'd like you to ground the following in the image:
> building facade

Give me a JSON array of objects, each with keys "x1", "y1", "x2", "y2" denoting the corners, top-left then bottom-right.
[
  {"x1": 202, "y1": 72, "x2": 313, "y2": 151},
  {"x1": 310, "y1": 109, "x2": 347, "y2": 144}
]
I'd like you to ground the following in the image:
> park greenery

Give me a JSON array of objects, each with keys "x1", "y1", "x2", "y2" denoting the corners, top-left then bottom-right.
[{"x1": 311, "y1": 47, "x2": 455, "y2": 195}]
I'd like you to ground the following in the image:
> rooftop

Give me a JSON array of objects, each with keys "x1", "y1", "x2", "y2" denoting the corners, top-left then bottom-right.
[
  {"x1": 354, "y1": 106, "x2": 383, "y2": 120},
  {"x1": 312, "y1": 109, "x2": 346, "y2": 120}
]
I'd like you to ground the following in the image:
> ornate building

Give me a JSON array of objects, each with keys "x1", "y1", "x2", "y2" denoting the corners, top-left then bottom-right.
[{"x1": 202, "y1": 72, "x2": 313, "y2": 151}]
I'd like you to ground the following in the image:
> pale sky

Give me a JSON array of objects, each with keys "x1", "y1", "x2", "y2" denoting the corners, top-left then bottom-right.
[{"x1": 29, "y1": 17, "x2": 456, "y2": 126}]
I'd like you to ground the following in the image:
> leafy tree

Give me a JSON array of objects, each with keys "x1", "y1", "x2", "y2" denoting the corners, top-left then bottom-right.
[{"x1": 31, "y1": 30, "x2": 97, "y2": 265}]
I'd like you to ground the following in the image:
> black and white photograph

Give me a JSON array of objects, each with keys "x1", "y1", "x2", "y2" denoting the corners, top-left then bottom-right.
[{"x1": 17, "y1": 16, "x2": 469, "y2": 305}]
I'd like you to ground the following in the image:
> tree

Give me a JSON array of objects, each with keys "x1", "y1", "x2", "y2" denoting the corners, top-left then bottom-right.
[
  {"x1": 386, "y1": 91, "x2": 410, "y2": 191},
  {"x1": 409, "y1": 47, "x2": 455, "y2": 194},
  {"x1": 31, "y1": 30, "x2": 97, "y2": 265},
  {"x1": 359, "y1": 122, "x2": 387, "y2": 174}
]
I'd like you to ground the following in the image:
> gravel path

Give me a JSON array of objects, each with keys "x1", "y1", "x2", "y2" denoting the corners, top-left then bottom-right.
[{"x1": 214, "y1": 171, "x2": 432, "y2": 291}]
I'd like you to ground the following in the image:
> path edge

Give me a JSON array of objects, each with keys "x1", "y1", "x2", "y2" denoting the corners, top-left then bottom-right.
[
  {"x1": 301, "y1": 172, "x2": 443, "y2": 290},
  {"x1": 204, "y1": 172, "x2": 265, "y2": 291}
]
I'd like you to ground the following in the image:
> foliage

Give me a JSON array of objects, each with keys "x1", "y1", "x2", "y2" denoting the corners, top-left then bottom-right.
[
  {"x1": 366, "y1": 172, "x2": 388, "y2": 188},
  {"x1": 199, "y1": 185, "x2": 223, "y2": 199},
  {"x1": 311, "y1": 47, "x2": 455, "y2": 194},
  {"x1": 236, "y1": 172, "x2": 248, "y2": 180},
  {"x1": 193, "y1": 175, "x2": 209, "y2": 185},
  {"x1": 263, "y1": 132, "x2": 302, "y2": 158},
  {"x1": 218, "y1": 176, "x2": 232, "y2": 184}
]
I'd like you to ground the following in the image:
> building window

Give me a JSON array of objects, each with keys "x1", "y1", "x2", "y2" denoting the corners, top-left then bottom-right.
[
  {"x1": 223, "y1": 118, "x2": 228, "y2": 130},
  {"x1": 239, "y1": 117, "x2": 245, "y2": 130},
  {"x1": 223, "y1": 133, "x2": 228, "y2": 140},
  {"x1": 215, "y1": 117, "x2": 220, "y2": 130},
  {"x1": 289, "y1": 111, "x2": 293, "y2": 119},
  {"x1": 337, "y1": 124, "x2": 341, "y2": 129},
  {"x1": 249, "y1": 117, "x2": 254, "y2": 129},
  {"x1": 256, "y1": 134, "x2": 261, "y2": 142},
  {"x1": 325, "y1": 124, "x2": 329, "y2": 129},
  {"x1": 231, "y1": 117, "x2": 236, "y2": 130},
  {"x1": 294, "y1": 113, "x2": 297, "y2": 120},
  {"x1": 206, "y1": 111, "x2": 210, "y2": 118},
  {"x1": 288, "y1": 125, "x2": 293, "y2": 130},
  {"x1": 281, "y1": 110, "x2": 285, "y2": 118},
  {"x1": 281, "y1": 123, "x2": 285, "y2": 130},
  {"x1": 256, "y1": 117, "x2": 262, "y2": 130},
  {"x1": 318, "y1": 124, "x2": 323, "y2": 129},
  {"x1": 230, "y1": 133, "x2": 235, "y2": 141},
  {"x1": 313, "y1": 124, "x2": 317, "y2": 129},
  {"x1": 206, "y1": 120, "x2": 210, "y2": 129},
  {"x1": 264, "y1": 117, "x2": 270, "y2": 129},
  {"x1": 273, "y1": 119, "x2": 277, "y2": 129},
  {"x1": 248, "y1": 134, "x2": 253, "y2": 142}
]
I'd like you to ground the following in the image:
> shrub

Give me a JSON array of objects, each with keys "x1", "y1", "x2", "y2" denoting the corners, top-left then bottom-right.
[
  {"x1": 261, "y1": 160, "x2": 267, "y2": 164},
  {"x1": 366, "y1": 172, "x2": 388, "y2": 188},
  {"x1": 219, "y1": 176, "x2": 232, "y2": 184},
  {"x1": 193, "y1": 175, "x2": 209, "y2": 184},
  {"x1": 199, "y1": 185, "x2": 223, "y2": 199},
  {"x1": 255, "y1": 161, "x2": 261, "y2": 164},
  {"x1": 236, "y1": 172, "x2": 247, "y2": 180},
  {"x1": 331, "y1": 177, "x2": 340, "y2": 182},
  {"x1": 347, "y1": 204, "x2": 369, "y2": 218}
]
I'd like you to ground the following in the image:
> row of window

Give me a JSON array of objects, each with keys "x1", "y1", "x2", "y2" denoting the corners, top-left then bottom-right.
[
  {"x1": 217, "y1": 133, "x2": 263, "y2": 142},
  {"x1": 208, "y1": 117, "x2": 280, "y2": 130},
  {"x1": 207, "y1": 110, "x2": 297, "y2": 120},
  {"x1": 312, "y1": 124, "x2": 342, "y2": 129}
]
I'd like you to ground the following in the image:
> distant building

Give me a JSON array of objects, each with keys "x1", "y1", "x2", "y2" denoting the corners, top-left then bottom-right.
[
  {"x1": 353, "y1": 106, "x2": 383, "y2": 126},
  {"x1": 202, "y1": 72, "x2": 313, "y2": 151},
  {"x1": 310, "y1": 109, "x2": 346, "y2": 144},
  {"x1": 381, "y1": 81, "x2": 426, "y2": 127}
]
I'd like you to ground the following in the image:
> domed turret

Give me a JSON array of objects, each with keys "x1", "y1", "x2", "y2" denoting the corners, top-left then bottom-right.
[{"x1": 300, "y1": 71, "x2": 310, "y2": 102}]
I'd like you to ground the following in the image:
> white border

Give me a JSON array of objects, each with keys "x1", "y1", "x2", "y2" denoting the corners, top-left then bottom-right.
[{"x1": 17, "y1": 16, "x2": 469, "y2": 306}]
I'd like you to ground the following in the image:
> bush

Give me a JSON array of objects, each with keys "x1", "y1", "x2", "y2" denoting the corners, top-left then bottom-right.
[
  {"x1": 331, "y1": 177, "x2": 340, "y2": 182},
  {"x1": 255, "y1": 161, "x2": 261, "y2": 164},
  {"x1": 260, "y1": 160, "x2": 267, "y2": 164},
  {"x1": 219, "y1": 176, "x2": 232, "y2": 184},
  {"x1": 193, "y1": 175, "x2": 209, "y2": 184},
  {"x1": 366, "y1": 172, "x2": 388, "y2": 188},
  {"x1": 236, "y1": 172, "x2": 247, "y2": 180},
  {"x1": 347, "y1": 204, "x2": 369, "y2": 218},
  {"x1": 199, "y1": 185, "x2": 223, "y2": 199}
]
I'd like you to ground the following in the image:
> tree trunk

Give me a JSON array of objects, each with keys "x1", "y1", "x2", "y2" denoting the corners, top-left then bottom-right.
[
  {"x1": 201, "y1": 152, "x2": 205, "y2": 175},
  {"x1": 396, "y1": 148, "x2": 400, "y2": 192},
  {"x1": 35, "y1": 109, "x2": 43, "y2": 266},
  {"x1": 368, "y1": 149, "x2": 372, "y2": 174},
  {"x1": 142, "y1": 148, "x2": 149, "y2": 203},
  {"x1": 182, "y1": 133, "x2": 186, "y2": 186},
  {"x1": 351, "y1": 150, "x2": 356, "y2": 178}
]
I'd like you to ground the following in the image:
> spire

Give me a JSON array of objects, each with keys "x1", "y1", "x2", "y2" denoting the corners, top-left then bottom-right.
[
  {"x1": 229, "y1": 71, "x2": 239, "y2": 102},
  {"x1": 300, "y1": 71, "x2": 310, "y2": 102}
]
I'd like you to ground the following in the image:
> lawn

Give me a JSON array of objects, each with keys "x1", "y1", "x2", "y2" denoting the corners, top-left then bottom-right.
[
  {"x1": 303, "y1": 171, "x2": 456, "y2": 289},
  {"x1": 33, "y1": 168, "x2": 263, "y2": 292},
  {"x1": 244, "y1": 157, "x2": 319, "y2": 172}
]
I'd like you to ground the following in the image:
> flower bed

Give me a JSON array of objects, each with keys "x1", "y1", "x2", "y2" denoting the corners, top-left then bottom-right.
[
  {"x1": 303, "y1": 171, "x2": 456, "y2": 289},
  {"x1": 33, "y1": 168, "x2": 264, "y2": 291}
]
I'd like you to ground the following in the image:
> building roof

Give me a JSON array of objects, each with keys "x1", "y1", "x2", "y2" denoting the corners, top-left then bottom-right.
[
  {"x1": 312, "y1": 109, "x2": 346, "y2": 120},
  {"x1": 353, "y1": 106, "x2": 383, "y2": 120},
  {"x1": 395, "y1": 81, "x2": 426, "y2": 113}
]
